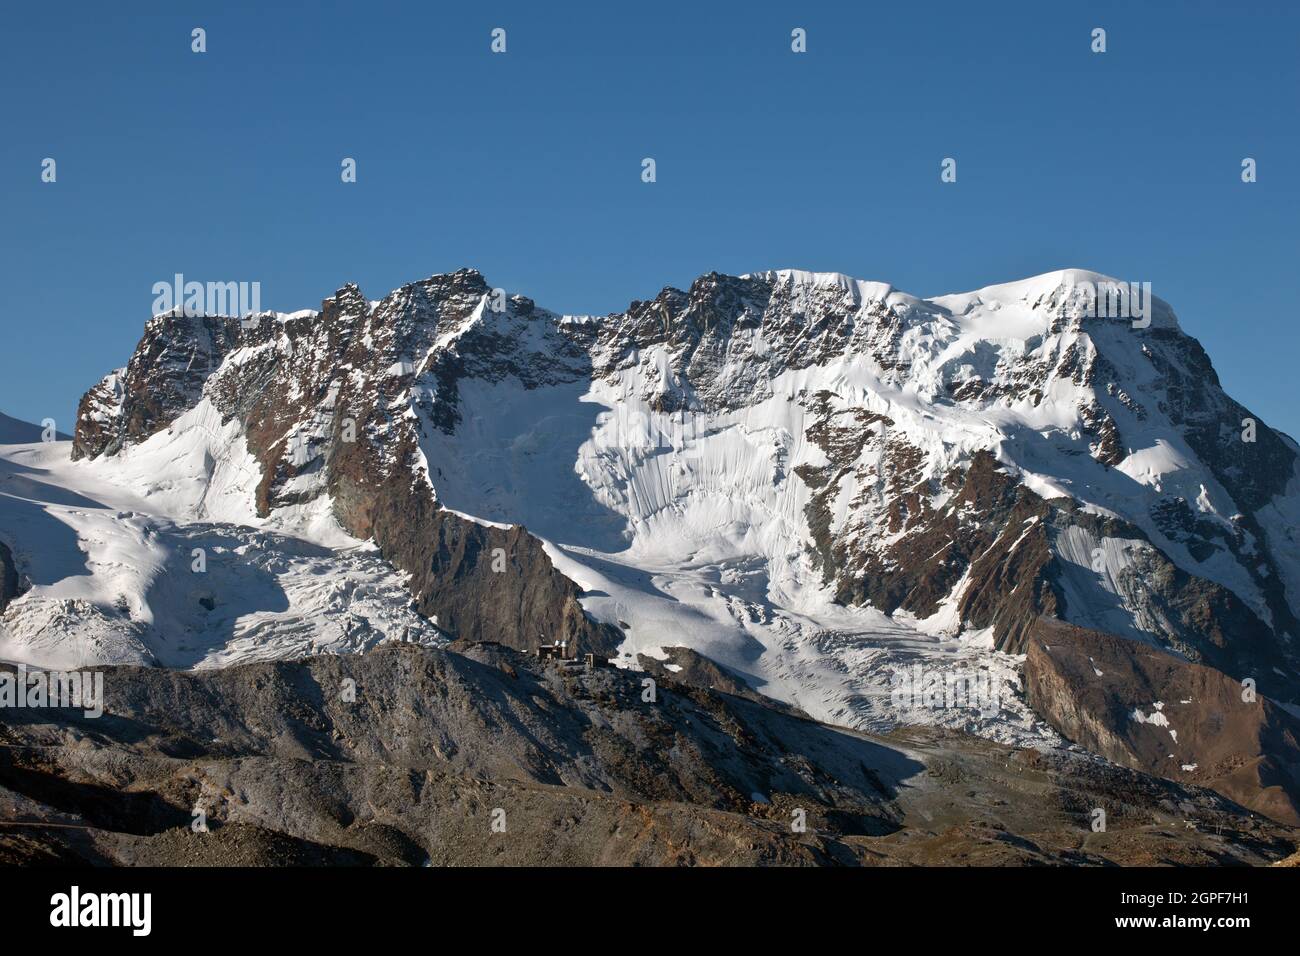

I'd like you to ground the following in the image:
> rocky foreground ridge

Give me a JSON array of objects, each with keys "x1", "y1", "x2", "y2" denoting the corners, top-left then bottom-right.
[{"x1": 2, "y1": 640, "x2": 1295, "y2": 866}]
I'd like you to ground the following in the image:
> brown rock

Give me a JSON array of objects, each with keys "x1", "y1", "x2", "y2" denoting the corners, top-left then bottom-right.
[{"x1": 1024, "y1": 617, "x2": 1300, "y2": 826}]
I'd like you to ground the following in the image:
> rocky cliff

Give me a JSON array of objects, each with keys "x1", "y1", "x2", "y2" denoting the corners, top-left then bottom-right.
[{"x1": 1024, "y1": 617, "x2": 1300, "y2": 825}]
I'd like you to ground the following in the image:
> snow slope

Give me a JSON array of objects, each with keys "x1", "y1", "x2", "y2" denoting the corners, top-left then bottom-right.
[
  {"x1": 0, "y1": 429, "x2": 442, "y2": 670},
  {"x1": 416, "y1": 347, "x2": 1047, "y2": 742},
  {"x1": 405, "y1": 266, "x2": 1298, "y2": 732}
]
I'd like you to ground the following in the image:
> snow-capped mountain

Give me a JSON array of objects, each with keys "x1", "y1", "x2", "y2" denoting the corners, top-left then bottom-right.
[{"x1": 4, "y1": 267, "x2": 1298, "y2": 742}]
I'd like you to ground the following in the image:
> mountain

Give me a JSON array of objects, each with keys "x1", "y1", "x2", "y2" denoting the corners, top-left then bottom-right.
[{"x1": 3, "y1": 267, "x2": 1299, "y2": 800}]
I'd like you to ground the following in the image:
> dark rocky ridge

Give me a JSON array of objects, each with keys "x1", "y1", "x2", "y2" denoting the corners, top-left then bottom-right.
[
  {"x1": 2, "y1": 643, "x2": 1295, "y2": 866},
  {"x1": 636, "y1": 646, "x2": 809, "y2": 717},
  {"x1": 0, "y1": 541, "x2": 24, "y2": 614}
]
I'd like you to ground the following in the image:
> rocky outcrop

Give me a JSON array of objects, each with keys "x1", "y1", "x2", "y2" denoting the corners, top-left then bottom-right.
[
  {"x1": 637, "y1": 646, "x2": 808, "y2": 717},
  {"x1": 3, "y1": 643, "x2": 1295, "y2": 866},
  {"x1": 1024, "y1": 617, "x2": 1300, "y2": 826},
  {"x1": 798, "y1": 428, "x2": 1288, "y2": 681},
  {"x1": 71, "y1": 313, "x2": 242, "y2": 461},
  {"x1": 802, "y1": 443, "x2": 1061, "y2": 653},
  {"x1": 0, "y1": 541, "x2": 23, "y2": 614},
  {"x1": 362, "y1": 442, "x2": 618, "y2": 653}
]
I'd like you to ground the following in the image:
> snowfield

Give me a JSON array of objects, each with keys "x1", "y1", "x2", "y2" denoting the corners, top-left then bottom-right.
[
  {"x1": 415, "y1": 346, "x2": 1056, "y2": 745},
  {"x1": 0, "y1": 427, "x2": 1049, "y2": 744},
  {"x1": 0, "y1": 434, "x2": 442, "y2": 670}
]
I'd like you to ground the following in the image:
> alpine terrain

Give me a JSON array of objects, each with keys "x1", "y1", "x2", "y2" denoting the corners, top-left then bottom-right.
[{"x1": 3, "y1": 266, "x2": 1299, "y2": 863}]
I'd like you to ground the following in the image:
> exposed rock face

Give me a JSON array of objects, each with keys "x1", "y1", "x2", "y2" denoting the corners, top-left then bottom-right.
[
  {"x1": 71, "y1": 313, "x2": 239, "y2": 461},
  {"x1": 1024, "y1": 617, "x2": 1300, "y2": 826},
  {"x1": 69, "y1": 267, "x2": 1300, "y2": 698},
  {"x1": 802, "y1": 443, "x2": 1062, "y2": 653},
  {"x1": 72, "y1": 273, "x2": 618, "y2": 656},
  {"x1": 0, "y1": 541, "x2": 23, "y2": 614},
  {"x1": 637, "y1": 646, "x2": 808, "y2": 717},
  {"x1": 2, "y1": 644, "x2": 1295, "y2": 866}
]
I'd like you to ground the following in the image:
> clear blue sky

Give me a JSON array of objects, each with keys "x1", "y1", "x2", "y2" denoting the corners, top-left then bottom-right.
[{"x1": 2, "y1": 1, "x2": 1296, "y2": 438}]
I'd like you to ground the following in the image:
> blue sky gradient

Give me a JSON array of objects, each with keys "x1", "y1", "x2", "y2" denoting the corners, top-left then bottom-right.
[{"x1": 2, "y1": 0, "x2": 1296, "y2": 436}]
